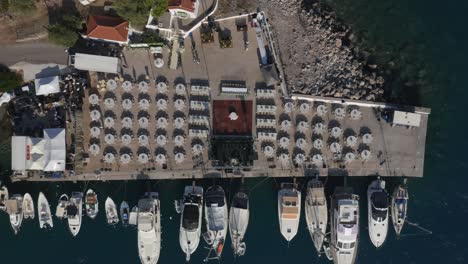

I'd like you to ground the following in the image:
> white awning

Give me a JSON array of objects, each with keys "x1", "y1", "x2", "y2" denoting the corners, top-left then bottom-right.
[
  {"x1": 393, "y1": 110, "x2": 421, "y2": 127},
  {"x1": 34, "y1": 76, "x2": 60, "y2": 96},
  {"x1": 43, "y1": 128, "x2": 66, "y2": 171},
  {"x1": 73, "y1": 53, "x2": 120, "y2": 73}
]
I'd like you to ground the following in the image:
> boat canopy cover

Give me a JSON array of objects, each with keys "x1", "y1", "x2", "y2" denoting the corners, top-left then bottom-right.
[
  {"x1": 207, "y1": 207, "x2": 225, "y2": 231},
  {"x1": 205, "y1": 187, "x2": 225, "y2": 207},
  {"x1": 182, "y1": 204, "x2": 199, "y2": 230},
  {"x1": 67, "y1": 205, "x2": 78, "y2": 216},
  {"x1": 232, "y1": 193, "x2": 248, "y2": 209},
  {"x1": 371, "y1": 191, "x2": 388, "y2": 209}
]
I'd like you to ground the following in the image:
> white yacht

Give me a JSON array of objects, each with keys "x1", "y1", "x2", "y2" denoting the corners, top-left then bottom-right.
[
  {"x1": 22, "y1": 193, "x2": 35, "y2": 220},
  {"x1": 278, "y1": 182, "x2": 301, "y2": 242},
  {"x1": 67, "y1": 192, "x2": 83, "y2": 237},
  {"x1": 367, "y1": 178, "x2": 389, "y2": 248},
  {"x1": 55, "y1": 194, "x2": 69, "y2": 219},
  {"x1": 6, "y1": 194, "x2": 23, "y2": 234},
  {"x1": 330, "y1": 187, "x2": 359, "y2": 264},
  {"x1": 137, "y1": 192, "x2": 161, "y2": 264},
  {"x1": 305, "y1": 179, "x2": 328, "y2": 254},
  {"x1": 229, "y1": 191, "x2": 249, "y2": 257},
  {"x1": 38, "y1": 192, "x2": 53, "y2": 229},
  {"x1": 203, "y1": 185, "x2": 228, "y2": 261},
  {"x1": 177, "y1": 185, "x2": 203, "y2": 262},
  {"x1": 392, "y1": 181, "x2": 409, "y2": 237},
  {"x1": 105, "y1": 197, "x2": 119, "y2": 225},
  {"x1": 0, "y1": 185, "x2": 8, "y2": 211},
  {"x1": 85, "y1": 189, "x2": 99, "y2": 219}
]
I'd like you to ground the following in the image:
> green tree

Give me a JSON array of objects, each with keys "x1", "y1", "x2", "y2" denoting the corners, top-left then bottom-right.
[
  {"x1": 9, "y1": 0, "x2": 36, "y2": 16},
  {"x1": 0, "y1": 66, "x2": 23, "y2": 93},
  {"x1": 114, "y1": 0, "x2": 168, "y2": 30},
  {"x1": 0, "y1": 0, "x2": 9, "y2": 13},
  {"x1": 48, "y1": 24, "x2": 79, "y2": 47}
]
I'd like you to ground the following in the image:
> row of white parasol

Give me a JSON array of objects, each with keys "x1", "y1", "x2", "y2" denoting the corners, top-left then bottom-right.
[{"x1": 101, "y1": 152, "x2": 189, "y2": 165}]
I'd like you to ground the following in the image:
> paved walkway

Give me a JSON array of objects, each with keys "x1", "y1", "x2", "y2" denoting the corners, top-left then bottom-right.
[{"x1": 0, "y1": 42, "x2": 68, "y2": 66}]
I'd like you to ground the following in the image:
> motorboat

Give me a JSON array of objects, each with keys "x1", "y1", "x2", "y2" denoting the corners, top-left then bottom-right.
[
  {"x1": 367, "y1": 178, "x2": 389, "y2": 247},
  {"x1": 6, "y1": 194, "x2": 23, "y2": 234},
  {"x1": 177, "y1": 185, "x2": 203, "y2": 262},
  {"x1": 229, "y1": 191, "x2": 249, "y2": 257},
  {"x1": 330, "y1": 187, "x2": 359, "y2": 264},
  {"x1": 55, "y1": 194, "x2": 69, "y2": 219},
  {"x1": 120, "y1": 201, "x2": 130, "y2": 227},
  {"x1": 22, "y1": 193, "x2": 35, "y2": 220},
  {"x1": 278, "y1": 182, "x2": 301, "y2": 242},
  {"x1": 105, "y1": 197, "x2": 119, "y2": 225},
  {"x1": 203, "y1": 185, "x2": 228, "y2": 261},
  {"x1": 305, "y1": 179, "x2": 328, "y2": 254},
  {"x1": 67, "y1": 192, "x2": 83, "y2": 237},
  {"x1": 392, "y1": 180, "x2": 409, "y2": 237},
  {"x1": 85, "y1": 189, "x2": 99, "y2": 219},
  {"x1": 0, "y1": 185, "x2": 9, "y2": 211},
  {"x1": 137, "y1": 192, "x2": 161, "y2": 264},
  {"x1": 38, "y1": 192, "x2": 53, "y2": 229}
]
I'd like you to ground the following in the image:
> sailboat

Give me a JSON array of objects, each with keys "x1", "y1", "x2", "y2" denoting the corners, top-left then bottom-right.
[
  {"x1": 229, "y1": 190, "x2": 249, "y2": 257},
  {"x1": 6, "y1": 194, "x2": 23, "y2": 234},
  {"x1": 120, "y1": 201, "x2": 130, "y2": 227},
  {"x1": 278, "y1": 182, "x2": 301, "y2": 242},
  {"x1": 330, "y1": 187, "x2": 359, "y2": 264},
  {"x1": 203, "y1": 185, "x2": 228, "y2": 261},
  {"x1": 177, "y1": 185, "x2": 203, "y2": 262},
  {"x1": 367, "y1": 178, "x2": 389, "y2": 248},
  {"x1": 305, "y1": 179, "x2": 328, "y2": 254},
  {"x1": 105, "y1": 197, "x2": 119, "y2": 225},
  {"x1": 85, "y1": 189, "x2": 99, "y2": 219},
  {"x1": 55, "y1": 194, "x2": 69, "y2": 219},
  {"x1": 38, "y1": 192, "x2": 53, "y2": 229},
  {"x1": 67, "y1": 192, "x2": 83, "y2": 237},
  {"x1": 137, "y1": 192, "x2": 161, "y2": 264},
  {"x1": 22, "y1": 193, "x2": 35, "y2": 220},
  {"x1": 391, "y1": 180, "x2": 409, "y2": 237},
  {"x1": 0, "y1": 185, "x2": 9, "y2": 211}
]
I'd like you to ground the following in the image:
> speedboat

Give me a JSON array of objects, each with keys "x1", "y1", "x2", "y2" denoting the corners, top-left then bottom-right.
[
  {"x1": 120, "y1": 201, "x2": 130, "y2": 227},
  {"x1": 22, "y1": 193, "x2": 35, "y2": 220},
  {"x1": 38, "y1": 192, "x2": 53, "y2": 229},
  {"x1": 67, "y1": 192, "x2": 83, "y2": 237},
  {"x1": 85, "y1": 189, "x2": 99, "y2": 219},
  {"x1": 56, "y1": 194, "x2": 69, "y2": 219},
  {"x1": 305, "y1": 179, "x2": 328, "y2": 254},
  {"x1": 392, "y1": 180, "x2": 409, "y2": 237},
  {"x1": 177, "y1": 185, "x2": 203, "y2": 262},
  {"x1": 105, "y1": 197, "x2": 119, "y2": 225},
  {"x1": 137, "y1": 192, "x2": 161, "y2": 264},
  {"x1": 330, "y1": 187, "x2": 359, "y2": 264},
  {"x1": 278, "y1": 182, "x2": 301, "y2": 242},
  {"x1": 0, "y1": 185, "x2": 9, "y2": 211},
  {"x1": 203, "y1": 185, "x2": 228, "y2": 261},
  {"x1": 367, "y1": 178, "x2": 389, "y2": 248},
  {"x1": 229, "y1": 191, "x2": 249, "y2": 257},
  {"x1": 6, "y1": 194, "x2": 23, "y2": 234}
]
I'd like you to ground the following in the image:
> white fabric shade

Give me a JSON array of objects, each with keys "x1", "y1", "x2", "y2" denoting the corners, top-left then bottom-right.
[
  {"x1": 138, "y1": 81, "x2": 149, "y2": 92},
  {"x1": 104, "y1": 134, "x2": 115, "y2": 144},
  {"x1": 88, "y1": 144, "x2": 100, "y2": 156},
  {"x1": 157, "y1": 82, "x2": 167, "y2": 93},
  {"x1": 121, "y1": 134, "x2": 132, "y2": 145},
  {"x1": 35, "y1": 76, "x2": 60, "y2": 96},
  {"x1": 104, "y1": 98, "x2": 115, "y2": 109},
  {"x1": 122, "y1": 81, "x2": 132, "y2": 92},
  {"x1": 106, "y1": 79, "x2": 117, "y2": 90}
]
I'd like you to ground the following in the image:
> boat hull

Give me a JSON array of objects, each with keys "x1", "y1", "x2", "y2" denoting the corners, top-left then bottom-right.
[
  {"x1": 367, "y1": 179, "x2": 389, "y2": 248},
  {"x1": 85, "y1": 189, "x2": 99, "y2": 219},
  {"x1": 38, "y1": 192, "x2": 53, "y2": 229},
  {"x1": 305, "y1": 180, "x2": 328, "y2": 254},
  {"x1": 68, "y1": 192, "x2": 83, "y2": 237},
  {"x1": 278, "y1": 184, "x2": 301, "y2": 242},
  {"x1": 229, "y1": 192, "x2": 249, "y2": 256},
  {"x1": 23, "y1": 193, "x2": 35, "y2": 220},
  {"x1": 105, "y1": 197, "x2": 119, "y2": 225}
]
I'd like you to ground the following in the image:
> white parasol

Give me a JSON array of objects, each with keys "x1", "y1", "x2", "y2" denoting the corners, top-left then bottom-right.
[
  {"x1": 90, "y1": 110, "x2": 101, "y2": 121},
  {"x1": 157, "y1": 82, "x2": 167, "y2": 93},
  {"x1": 313, "y1": 123, "x2": 325, "y2": 134},
  {"x1": 138, "y1": 117, "x2": 149, "y2": 128},
  {"x1": 312, "y1": 154, "x2": 323, "y2": 166},
  {"x1": 280, "y1": 120, "x2": 292, "y2": 131},
  {"x1": 155, "y1": 154, "x2": 166, "y2": 166},
  {"x1": 157, "y1": 117, "x2": 168, "y2": 128},
  {"x1": 138, "y1": 81, "x2": 149, "y2": 92},
  {"x1": 316, "y1": 105, "x2": 327, "y2": 116},
  {"x1": 88, "y1": 94, "x2": 99, "y2": 105},
  {"x1": 192, "y1": 144, "x2": 203, "y2": 156},
  {"x1": 294, "y1": 153, "x2": 306, "y2": 165},
  {"x1": 174, "y1": 117, "x2": 184, "y2": 129},
  {"x1": 156, "y1": 135, "x2": 167, "y2": 146},
  {"x1": 106, "y1": 79, "x2": 117, "y2": 91},
  {"x1": 104, "y1": 134, "x2": 115, "y2": 145},
  {"x1": 175, "y1": 83, "x2": 186, "y2": 95},
  {"x1": 88, "y1": 144, "x2": 100, "y2": 156},
  {"x1": 334, "y1": 108, "x2": 346, "y2": 119},
  {"x1": 104, "y1": 153, "x2": 115, "y2": 163},
  {"x1": 137, "y1": 153, "x2": 149, "y2": 164},
  {"x1": 284, "y1": 102, "x2": 295, "y2": 113},
  {"x1": 330, "y1": 142, "x2": 342, "y2": 153},
  {"x1": 154, "y1": 58, "x2": 164, "y2": 68},
  {"x1": 104, "y1": 98, "x2": 115, "y2": 109},
  {"x1": 174, "y1": 153, "x2": 185, "y2": 163},
  {"x1": 263, "y1": 145, "x2": 274, "y2": 157},
  {"x1": 346, "y1": 136, "x2": 358, "y2": 147},
  {"x1": 344, "y1": 152, "x2": 356, "y2": 163},
  {"x1": 331, "y1": 127, "x2": 342, "y2": 138},
  {"x1": 90, "y1": 127, "x2": 101, "y2": 138},
  {"x1": 122, "y1": 81, "x2": 132, "y2": 92},
  {"x1": 350, "y1": 109, "x2": 362, "y2": 120},
  {"x1": 138, "y1": 135, "x2": 149, "y2": 146},
  {"x1": 174, "y1": 135, "x2": 185, "y2": 146},
  {"x1": 122, "y1": 99, "x2": 133, "y2": 110},
  {"x1": 174, "y1": 99, "x2": 185, "y2": 111},
  {"x1": 121, "y1": 117, "x2": 133, "y2": 128},
  {"x1": 120, "y1": 153, "x2": 131, "y2": 164},
  {"x1": 362, "y1": 133, "x2": 373, "y2": 144},
  {"x1": 121, "y1": 134, "x2": 132, "y2": 145},
  {"x1": 139, "y1": 99, "x2": 150, "y2": 110},
  {"x1": 313, "y1": 139, "x2": 323, "y2": 149},
  {"x1": 297, "y1": 121, "x2": 309, "y2": 132},
  {"x1": 278, "y1": 153, "x2": 289, "y2": 167},
  {"x1": 299, "y1": 103, "x2": 311, "y2": 114},
  {"x1": 156, "y1": 98, "x2": 167, "y2": 110},
  {"x1": 279, "y1": 137, "x2": 290, "y2": 149},
  {"x1": 361, "y1": 150, "x2": 372, "y2": 161},
  {"x1": 296, "y1": 138, "x2": 307, "y2": 149}
]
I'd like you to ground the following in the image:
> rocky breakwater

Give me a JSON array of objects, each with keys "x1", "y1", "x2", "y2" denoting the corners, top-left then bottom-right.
[{"x1": 259, "y1": 0, "x2": 385, "y2": 101}]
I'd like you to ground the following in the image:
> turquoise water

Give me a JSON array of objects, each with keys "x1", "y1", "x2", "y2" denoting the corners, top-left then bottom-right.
[{"x1": 1, "y1": 0, "x2": 467, "y2": 263}]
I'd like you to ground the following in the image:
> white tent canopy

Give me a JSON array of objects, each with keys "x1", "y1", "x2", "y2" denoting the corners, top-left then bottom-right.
[
  {"x1": 73, "y1": 53, "x2": 120, "y2": 73},
  {"x1": 35, "y1": 76, "x2": 60, "y2": 96}
]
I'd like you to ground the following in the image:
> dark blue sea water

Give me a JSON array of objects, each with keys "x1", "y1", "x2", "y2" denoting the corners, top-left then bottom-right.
[{"x1": 1, "y1": 0, "x2": 467, "y2": 263}]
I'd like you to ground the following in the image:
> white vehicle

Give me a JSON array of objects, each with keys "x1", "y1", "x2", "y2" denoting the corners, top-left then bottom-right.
[
  {"x1": 67, "y1": 192, "x2": 83, "y2": 237},
  {"x1": 22, "y1": 193, "x2": 35, "y2": 220},
  {"x1": 278, "y1": 183, "x2": 301, "y2": 242},
  {"x1": 38, "y1": 192, "x2": 53, "y2": 229},
  {"x1": 0, "y1": 185, "x2": 9, "y2": 211},
  {"x1": 229, "y1": 191, "x2": 249, "y2": 257},
  {"x1": 392, "y1": 180, "x2": 409, "y2": 237},
  {"x1": 203, "y1": 185, "x2": 228, "y2": 261},
  {"x1": 305, "y1": 179, "x2": 328, "y2": 254},
  {"x1": 330, "y1": 187, "x2": 359, "y2": 264},
  {"x1": 368, "y1": 178, "x2": 389, "y2": 248},
  {"x1": 177, "y1": 185, "x2": 203, "y2": 262},
  {"x1": 137, "y1": 192, "x2": 161, "y2": 264},
  {"x1": 85, "y1": 189, "x2": 99, "y2": 219},
  {"x1": 6, "y1": 194, "x2": 23, "y2": 234},
  {"x1": 105, "y1": 197, "x2": 119, "y2": 225},
  {"x1": 55, "y1": 194, "x2": 69, "y2": 219}
]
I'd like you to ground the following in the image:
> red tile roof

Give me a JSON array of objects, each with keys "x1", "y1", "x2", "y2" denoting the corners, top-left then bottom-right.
[
  {"x1": 212, "y1": 100, "x2": 253, "y2": 136},
  {"x1": 168, "y1": 0, "x2": 196, "y2": 13},
  {"x1": 86, "y1": 15, "x2": 129, "y2": 43}
]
